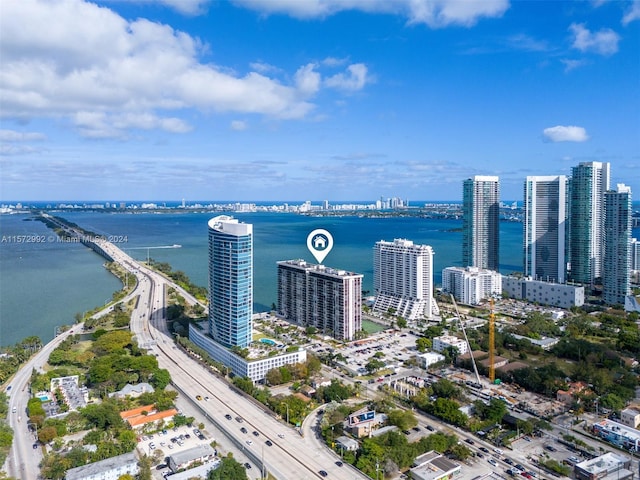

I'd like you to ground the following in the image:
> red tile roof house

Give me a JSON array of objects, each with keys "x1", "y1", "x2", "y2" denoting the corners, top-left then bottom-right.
[{"x1": 120, "y1": 404, "x2": 178, "y2": 431}]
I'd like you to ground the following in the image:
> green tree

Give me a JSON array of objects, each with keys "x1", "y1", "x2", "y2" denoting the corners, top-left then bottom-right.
[
  {"x1": 387, "y1": 409, "x2": 418, "y2": 431},
  {"x1": 208, "y1": 455, "x2": 248, "y2": 480},
  {"x1": 416, "y1": 337, "x2": 432, "y2": 352},
  {"x1": 365, "y1": 358, "x2": 385, "y2": 374}
]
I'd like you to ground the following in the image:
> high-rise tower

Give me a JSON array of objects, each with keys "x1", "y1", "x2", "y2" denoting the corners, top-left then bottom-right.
[
  {"x1": 523, "y1": 176, "x2": 568, "y2": 283},
  {"x1": 603, "y1": 184, "x2": 632, "y2": 305},
  {"x1": 208, "y1": 215, "x2": 253, "y2": 348},
  {"x1": 462, "y1": 176, "x2": 500, "y2": 271},
  {"x1": 277, "y1": 260, "x2": 362, "y2": 340},
  {"x1": 568, "y1": 162, "x2": 610, "y2": 284},
  {"x1": 373, "y1": 239, "x2": 437, "y2": 321}
]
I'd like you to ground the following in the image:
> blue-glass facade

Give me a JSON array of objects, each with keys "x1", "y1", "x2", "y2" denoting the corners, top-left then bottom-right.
[{"x1": 208, "y1": 216, "x2": 253, "y2": 348}]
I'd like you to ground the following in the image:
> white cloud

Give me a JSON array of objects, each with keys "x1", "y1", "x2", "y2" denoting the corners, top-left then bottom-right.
[
  {"x1": 156, "y1": 0, "x2": 210, "y2": 15},
  {"x1": 322, "y1": 57, "x2": 349, "y2": 67},
  {"x1": 232, "y1": 0, "x2": 509, "y2": 28},
  {"x1": 295, "y1": 63, "x2": 322, "y2": 96},
  {"x1": 230, "y1": 120, "x2": 247, "y2": 131},
  {"x1": 569, "y1": 23, "x2": 620, "y2": 56},
  {"x1": 543, "y1": 125, "x2": 589, "y2": 143},
  {"x1": 623, "y1": 1, "x2": 640, "y2": 25},
  {"x1": 0, "y1": 0, "x2": 367, "y2": 139},
  {"x1": 561, "y1": 58, "x2": 589, "y2": 72},
  {"x1": 325, "y1": 64, "x2": 369, "y2": 91},
  {"x1": 0, "y1": 130, "x2": 47, "y2": 142}
]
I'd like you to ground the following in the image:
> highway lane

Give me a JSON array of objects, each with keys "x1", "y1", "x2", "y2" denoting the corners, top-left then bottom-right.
[{"x1": 100, "y1": 239, "x2": 369, "y2": 479}]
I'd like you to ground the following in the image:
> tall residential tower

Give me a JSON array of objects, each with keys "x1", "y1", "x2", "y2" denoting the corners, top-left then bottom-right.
[
  {"x1": 277, "y1": 260, "x2": 362, "y2": 340},
  {"x1": 208, "y1": 215, "x2": 253, "y2": 348},
  {"x1": 603, "y1": 184, "x2": 632, "y2": 305},
  {"x1": 523, "y1": 175, "x2": 568, "y2": 283},
  {"x1": 373, "y1": 239, "x2": 438, "y2": 321},
  {"x1": 568, "y1": 161, "x2": 610, "y2": 284},
  {"x1": 462, "y1": 176, "x2": 500, "y2": 271}
]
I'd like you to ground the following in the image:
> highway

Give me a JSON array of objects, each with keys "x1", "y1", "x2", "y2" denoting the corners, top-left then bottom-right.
[{"x1": 96, "y1": 238, "x2": 370, "y2": 479}]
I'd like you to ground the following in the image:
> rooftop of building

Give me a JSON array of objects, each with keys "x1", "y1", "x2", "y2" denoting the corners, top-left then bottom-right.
[
  {"x1": 277, "y1": 259, "x2": 363, "y2": 278},
  {"x1": 593, "y1": 419, "x2": 640, "y2": 442},
  {"x1": 575, "y1": 452, "x2": 628, "y2": 474},
  {"x1": 65, "y1": 452, "x2": 137, "y2": 480},
  {"x1": 411, "y1": 450, "x2": 460, "y2": 480},
  {"x1": 169, "y1": 444, "x2": 216, "y2": 465}
]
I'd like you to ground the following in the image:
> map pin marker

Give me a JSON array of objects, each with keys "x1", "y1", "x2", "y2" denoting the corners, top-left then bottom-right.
[{"x1": 307, "y1": 229, "x2": 333, "y2": 264}]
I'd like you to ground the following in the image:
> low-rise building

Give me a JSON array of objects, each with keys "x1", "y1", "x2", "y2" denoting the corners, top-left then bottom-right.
[
  {"x1": 592, "y1": 419, "x2": 640, "y2": 452},
  {"x1": 410, "y1": 450, "x2": 461, "y2": 480},
  {"x1": 620, "y1": 407, "x2": 640, "y2": 429},
  {"x1": 416, "y1": 352, "x2": 446, "y2": 369},
  {"x1": 556, "y1": 381, "x2": 590, "y2": 405},
  {"x1": 119, "y1": 404, "x2": 178, "y2": 431},
  {"x1": 108, "y1": 382, "x2": 154, "y2": 399},
  {"x1": 574, "y1": 452, "x2": 632, "y2": 480},
  {"x1": 168, "y1": 444, "x2": 217, "y2": 472},
  {"x1": 335, "y1": 436, "x2": 359, "y2": 452},
  {"x1": 189, "y1": 321, "x2": 307, "y2": 383},
  {"x1": 65, "y1": 452, "x2": 138, "y2": 480},
  {"x1": 432, "y1": 335, "x2": 468, "y2": 356},
  {"x1": 502, "y1": 275, "x2": 584, "y2": 309}
]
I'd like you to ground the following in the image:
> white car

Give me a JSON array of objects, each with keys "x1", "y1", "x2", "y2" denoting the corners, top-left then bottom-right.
[
  {"x1": 277, "y1": 433, "x2": 285, "y2": 438},
  {"x1": 488, "y1": 459, "x2": 498, "y2": 467},
  {"x1": 246, "y1": 440, "x2": 253, "y2": 446}
]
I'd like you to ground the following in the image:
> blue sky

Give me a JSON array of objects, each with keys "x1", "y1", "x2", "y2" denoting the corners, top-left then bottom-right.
[{"x1": 1, "y1": 0, "x2": 638, "y2": 202}]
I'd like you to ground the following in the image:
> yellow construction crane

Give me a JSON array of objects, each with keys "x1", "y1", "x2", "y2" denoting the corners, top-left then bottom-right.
[{"x1": 489, "y1": 297, "x2": 495, "y2": 383}]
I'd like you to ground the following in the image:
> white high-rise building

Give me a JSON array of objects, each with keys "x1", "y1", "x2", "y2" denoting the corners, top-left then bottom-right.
[
  {"x1": 568, "y1": 161, "x2": 610, "y2": 284},
  {"x1": 433, "y1": 335, "x2": 468, "y2": 356},
  {"x1": 441, "y1": 266, "x2": 502, "y2": 305},
  {"x1": 603, "y1": 184, "x2": 632, "y2": 305},
  {"x1": 373, "y1": 239, "x2": 438, "y2": 321},
  {"x1": 463, "y1": 176, "x2": 500, "y2": 271},
  {"x1": 277, "y1": 260, "x2": 362, "y2": 340},
  {"x1": 524, "y1": 176, "x2": 568, "y2": 283},
  {"x1": 208, "y1": 216, "x2": 252, "y2": 348}
]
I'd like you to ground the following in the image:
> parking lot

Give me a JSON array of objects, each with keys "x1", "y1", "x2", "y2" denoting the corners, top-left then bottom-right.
[{"x1": 136, "y1": 424, "x2": 210, "y2": 476}]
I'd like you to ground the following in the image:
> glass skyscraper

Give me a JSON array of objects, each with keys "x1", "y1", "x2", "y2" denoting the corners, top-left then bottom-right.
[
  {"x1": 462, "y1": 175, "x2": 500, "y2": 271},
  {"x1": 603, "y1": 184, "x2": 632, "y2": 305},
  {"x1": 208, "y1": 215, "x2": 253, "y2": 348},
  {"x1": 523, "y1": 175, "x2": 567, "y2": 283},
  {"x1": 568, "y1": 161, "x2": 610, "y2": 284}
]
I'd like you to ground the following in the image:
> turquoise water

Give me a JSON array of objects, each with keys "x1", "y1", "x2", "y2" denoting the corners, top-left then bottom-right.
[
  {"x1": 260, "y1": 338, "x2": 276, "y2": 346},
  {"x1": 1, "y1": 210, "x2": 638, "y2": 347}
]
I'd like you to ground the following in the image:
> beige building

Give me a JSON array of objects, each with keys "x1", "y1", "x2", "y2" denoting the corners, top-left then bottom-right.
[{"x1": 620, "y1": 408, "x2": 640, "y2": 429}]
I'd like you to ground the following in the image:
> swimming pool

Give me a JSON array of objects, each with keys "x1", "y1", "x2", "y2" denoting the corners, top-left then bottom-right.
[{"x1": 260, "y1": 338, "x2": 276, "y2": 346}]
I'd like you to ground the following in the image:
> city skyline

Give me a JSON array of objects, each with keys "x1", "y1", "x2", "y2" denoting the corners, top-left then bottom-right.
[{"x1": 1, "y1": 0, "x2": 639, "y2": 202}]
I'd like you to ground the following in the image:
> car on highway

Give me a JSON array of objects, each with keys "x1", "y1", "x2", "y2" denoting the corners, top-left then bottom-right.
[
  {"x1": 265, "y1": 440, "x2": 273, "y2": 446},
  {"x1": 465, "y1": 438, "x2": 475, "y2": 445},
  {"x1": 235, "y1": 416, "x2": 244, "y2": 423},
  {"x1": 514, "y1": 464, "x2": 525, "y2": 471},
  {"x1": 319, "y1": 470, "x2": 328, "y2": 477},
  {"x1": 426, "y1": 425, "x2": 435, "y2": 431},
  {"x1": 240, "y1": 427, "x2": 247, "y2": 434},
  {"x1": 32, "y1": 443, "x2": 38, "y2": 449},
  {"x1": 277, "y1": 433, "x2": 285, "y2": 438},
  {"x1": 225, "y1": 414, "x2": 232, "y2": 420},
  {"x1": 252, "y1": 431, "x2": 259, "y2": 436},
  {"x1": 195, "y1": 395, "x2": 203, "y2": 401},
  {"x1": 335, "y1": 461, "x2": 343, "y2": 467},
  {"x1": 545, "y1": 445, "x2": 557, "y2": 452},
  {"x1": 488, "y1": 459, "x2": 498, "y2": 467},
  {"x1": 246, "y1": 440, "x2": 253, "y2": 446},
  {"x1": 504, "y1": 458, "x2": 514, "y2": 465},
  {"x1": 480, "y1": 447, "x2": 490, "y2": 453}
]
